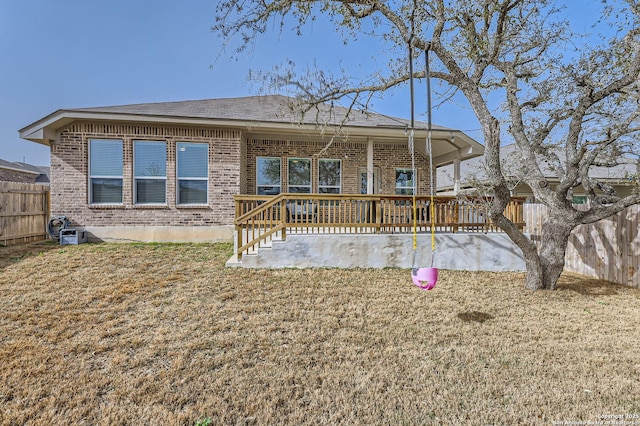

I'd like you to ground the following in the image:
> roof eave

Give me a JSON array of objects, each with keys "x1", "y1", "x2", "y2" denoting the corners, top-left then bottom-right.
[
  {"x1": 20, "y1": 110, "x2": 392, "y2": 144},
  {"x1": 0, "y1": 165, "x2": 41, "y2": 175},
  {"x1": 19, "y1": 110, "x2": 484, "y2": 162}
]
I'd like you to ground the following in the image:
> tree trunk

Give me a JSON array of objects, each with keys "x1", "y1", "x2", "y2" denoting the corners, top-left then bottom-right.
[
  {"x1": 524, "y1": 216, "x2": 574, "y2": 290},
  {"x1": 478, "y1": 116, "x2": 575, "y2": 291},
  {"x1": 519, "y1": 241, "x2": 544, "y2": 291}
]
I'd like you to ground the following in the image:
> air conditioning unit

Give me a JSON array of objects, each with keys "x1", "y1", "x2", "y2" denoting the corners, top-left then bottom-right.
[{"x1": 60, "y1": 228, "x2": 88, "y2": 245}]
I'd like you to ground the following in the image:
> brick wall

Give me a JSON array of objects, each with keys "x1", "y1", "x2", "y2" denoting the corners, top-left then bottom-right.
[
  {"x1": 373, "y1": 142, "x2": 431, "y2": 195},
  {"x1": 246, "y1": 138, "x2": 432, "y2": 195},
  {"x1": 51, "y1": 121, "x2": 434, "y2": 230},
  {"x1": 52, "y1": 121, "x2": 242, "y2": 228},
  {"x1": 239, "y1": 134, "x2": 248, "y2": 194}
]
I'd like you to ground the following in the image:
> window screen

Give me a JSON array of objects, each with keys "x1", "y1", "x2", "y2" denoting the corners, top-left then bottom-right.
[
  {"x1": 288, "y1": 158, "x2": 311, "y2": 193},
  {"x1": 257, "y1": 157, "x2": 281, "y2": 195},
  {"x1": 134, "y1": 141, "x2": 167, "y2": 204},
  {"x1": 89, "y1": 139, "x2": 123, "y2": 204},
  {"x1": 318, "y1": 159, "x2": 341, "y2": 194},
  {"x1": 177, "y1": 142, "x2": 208, "y2": 204}
]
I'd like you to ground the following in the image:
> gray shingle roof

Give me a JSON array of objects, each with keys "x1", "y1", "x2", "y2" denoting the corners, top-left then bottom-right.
[
  {"x1": 67, "y1": 94, "x2": 449, "y2": 130},
  {"x1": 0, "y1": 158, "x2": 41, "y2": 174},
  {"x1": 437, "y1": 143, "x2": 638, "y2": 190},
  {"x1": 0, "y1": 159, "x2": 49, "y2": 182}
]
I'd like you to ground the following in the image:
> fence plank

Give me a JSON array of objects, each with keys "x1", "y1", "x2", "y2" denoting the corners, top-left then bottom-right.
[
  {"x1": 0, "y1": 181, "x2": 50, "y2": 246},
  {"x1": 524, "y1": 204, "x2": 639, "y2": 288}
]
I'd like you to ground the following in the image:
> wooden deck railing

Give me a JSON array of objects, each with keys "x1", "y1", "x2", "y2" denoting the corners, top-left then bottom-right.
[{"x1": 234, "y1": 194, "x2": 526, "y2": 259}]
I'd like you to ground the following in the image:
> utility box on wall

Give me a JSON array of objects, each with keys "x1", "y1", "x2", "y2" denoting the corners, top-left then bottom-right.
[{"x1": 60, "y1": 228, "x2": 88, "y2": 245}]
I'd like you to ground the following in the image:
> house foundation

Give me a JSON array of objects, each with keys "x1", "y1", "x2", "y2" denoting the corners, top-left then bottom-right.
[
  {"x1": 230, "y1": 233, "x2": 526, "y2": 271},
  {"x1": 84, "y1": 225, "x2": 234, "y2": 243}
]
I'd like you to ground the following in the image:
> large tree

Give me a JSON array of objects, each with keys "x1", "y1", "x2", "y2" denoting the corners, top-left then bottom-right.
[{"x1": 213, "y1": 0, "x2": 640, "y2": 290}]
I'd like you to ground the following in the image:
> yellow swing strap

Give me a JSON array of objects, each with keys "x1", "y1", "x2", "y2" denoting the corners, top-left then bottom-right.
[
  {"x1": 428, "y1": 128, "x2": 436, "y2": 267},
  {"x1": 410, "y1": 129, "x2": 418, "y2": 251},
  {"x1": 408, "y1": 25, "x2": 419, "y2": 267},
  {"x1": 425, "y1": 48, "x2": 436, "y2": 268}
]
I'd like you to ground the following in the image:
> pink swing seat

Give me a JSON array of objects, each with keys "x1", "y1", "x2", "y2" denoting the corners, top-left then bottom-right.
[{"x1": 412, "y1": 267, "x2": 438, "y2": 290}]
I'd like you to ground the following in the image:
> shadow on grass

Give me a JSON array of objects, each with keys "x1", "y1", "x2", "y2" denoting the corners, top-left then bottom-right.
[
  {"x1": 0, "y1": 240, "x2": 60, "y2": 272},
  {"x1": 457, "y1": 311, "x2": 494, "y2": 323},
  {"x1": 557, "y1": 274, "x2": 620, "y2": 296}
]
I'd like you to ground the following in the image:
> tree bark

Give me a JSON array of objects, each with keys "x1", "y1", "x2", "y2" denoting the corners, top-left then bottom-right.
[{"x1": 525, "y1": 214, "x2": 574, "y2": 290}]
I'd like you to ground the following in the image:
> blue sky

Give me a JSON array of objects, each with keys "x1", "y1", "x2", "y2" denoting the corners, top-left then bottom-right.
[{"x1": 0, "y1": 1, "x2": 601, "y2": 166}]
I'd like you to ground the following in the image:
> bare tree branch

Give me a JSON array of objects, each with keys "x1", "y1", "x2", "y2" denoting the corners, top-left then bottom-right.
[{"x1": 213, "y1": 0, "x2": 640, "y2": 290}]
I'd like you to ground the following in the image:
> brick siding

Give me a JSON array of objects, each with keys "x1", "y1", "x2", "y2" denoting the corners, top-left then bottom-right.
[
  {"x1": 52, "y1": 121, "x2": 242, "y2": 228},
  {"x1": 246, "y1": 138, "x2": 432, "y2": 195},
  {"x1": 52, "y1": 121, "x2": 433, "y2": 228}
]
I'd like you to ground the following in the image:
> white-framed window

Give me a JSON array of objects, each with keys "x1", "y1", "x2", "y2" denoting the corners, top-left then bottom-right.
[
  {"x1": 288, "y1": 158, "x2": 311, "y2": 193},
  {"x1": 395, "y1": 168, "x2": 414, "y2": 195},
  {"x1": 134, "y1": 140, "x2": 167, "y2": 204},
  {"x1": 318, "y1": 159, "x2": 341, "y2": 194},
  {"x1": 89, "y1": 139, "x2": 123, "y2": 204},
  {"x1": 256, "y1": 157, "x2": 281, "y2": 195},
  {"x1": 177, "y1": 142, "x2": 208, "y2": 205}
]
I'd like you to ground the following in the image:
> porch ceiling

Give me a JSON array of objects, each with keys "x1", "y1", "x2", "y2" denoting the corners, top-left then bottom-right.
[
  {"x1": 246, "y1": 126, "x2": 484, "y2": 166},
  {"x1": 414, "y1": 129, "x2": 483, "y2": 166}
]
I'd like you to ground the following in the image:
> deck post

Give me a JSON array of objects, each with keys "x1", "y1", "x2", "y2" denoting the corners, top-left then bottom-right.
[
  {"x1": 280, "y1": 198, "x2": 287, "y2": 240},
  {"x1": 453, "y1": 200, "x2": 459, "y2": 233},
  {"x1": 234, "y1": 226, "x2": 241, "y2": 260}
]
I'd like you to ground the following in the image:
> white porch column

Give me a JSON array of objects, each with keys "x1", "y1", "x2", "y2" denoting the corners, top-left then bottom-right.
[
  {"x1": 453, "y1": 158, "x2": 461, "y2": 195},
  {"x1": 367, "y1": 138, "x2": 374, "y2": 194}
]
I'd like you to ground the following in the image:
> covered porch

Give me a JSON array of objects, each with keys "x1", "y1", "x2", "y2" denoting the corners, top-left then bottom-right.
[{"x1": 230, "y1": 194, "x2": 526, "y2": 269}]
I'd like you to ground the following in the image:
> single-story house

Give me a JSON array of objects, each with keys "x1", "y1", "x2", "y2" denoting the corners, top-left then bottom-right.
[
  {"x1": 19, "y1": 95, "x2": 527, "y2": 269},
  {"x1": 0, "y1": 158, "x2": 49, "y2": 184},
  {"x1": 437, "y1": 143, "x2": 638, "y2": 203}
]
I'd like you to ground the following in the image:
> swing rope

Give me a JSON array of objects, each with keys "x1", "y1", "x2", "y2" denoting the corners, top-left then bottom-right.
[
  {"x1": 408, "y1": 17, "x2": 419, "y2": 268},
  {"x1": 425, "y1": 48, "x2": 436, "y2": 268},
  {"x1": 407, "y1": 1, "x2": 437, "y2": 289},
  {"x1": 410, "y1": 129, "x2": 418, "y2": 258},
  {"x1": 408, "y1": 32, "x2": 439, "y2": 290},
  {"x1": 427, "y1": 127, "x2": 436, "y2": 268}
]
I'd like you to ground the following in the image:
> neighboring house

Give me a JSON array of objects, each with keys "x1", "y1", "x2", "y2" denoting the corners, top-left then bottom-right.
[
  {"x1": 0, "y1": 158, "x2": 49, "y2": 184},
  {"x1": 437, "y1": 143, "x2": 638, "y2": 203},
  {"x1": 19, "y1": 95, "x2": 484, "y2": 243}
]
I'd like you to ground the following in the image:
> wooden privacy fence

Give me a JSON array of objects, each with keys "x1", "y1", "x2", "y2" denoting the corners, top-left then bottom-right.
[
  {"x1": 0, "y1": 181, "x2": 50, "y2": 246},
  {"x1": 524, "y1": 204, "x2": 640, "y2": 288}
]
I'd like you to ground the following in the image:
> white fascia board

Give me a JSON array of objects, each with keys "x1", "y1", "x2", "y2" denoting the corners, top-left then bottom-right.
[
  {"x1": 20, "y1": 127, "x2": 46, "y2": 143},
  {"x1": 20, "y1": 110, "x2": 414, "y2": 143},
  {"x1": 20, "y1": 110, "x2": 485, "y2": 155}
]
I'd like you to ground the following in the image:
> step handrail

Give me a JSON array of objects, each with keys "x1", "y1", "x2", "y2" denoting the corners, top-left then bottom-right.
[
  {"x1": 234, "y1": 194, "x2": 288, "y2": 258},
  {"x1": 235, "y1": 193, "x2": 285, "y2": 224}
]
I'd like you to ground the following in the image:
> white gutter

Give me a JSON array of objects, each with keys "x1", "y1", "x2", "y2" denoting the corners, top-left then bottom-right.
[{"x1": 19, "y1": 110, "x2": 485, "y2": 164}]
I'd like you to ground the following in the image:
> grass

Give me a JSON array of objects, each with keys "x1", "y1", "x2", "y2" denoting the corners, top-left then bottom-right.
[{"x1": 1, "y1": 241, "x2": 639, "y2": 425}]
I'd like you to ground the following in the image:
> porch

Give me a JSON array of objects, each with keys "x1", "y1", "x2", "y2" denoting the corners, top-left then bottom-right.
[{"x1": 230, "y1": 194, "x2": 527, "y2": 269}]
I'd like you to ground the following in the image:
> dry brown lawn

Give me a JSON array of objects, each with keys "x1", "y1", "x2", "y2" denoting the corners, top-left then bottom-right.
[{"x1": 1, "y1": 241, "x2": 639, "y2": 425}]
